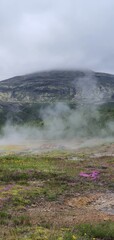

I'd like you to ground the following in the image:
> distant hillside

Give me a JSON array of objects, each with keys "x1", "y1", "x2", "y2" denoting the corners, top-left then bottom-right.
[
  {"x1": 1, "y1": 70, "x2": 114, "y2": 103},
  {"x1": 0, "y1": 70, "x2": 114, "y2": 125}
]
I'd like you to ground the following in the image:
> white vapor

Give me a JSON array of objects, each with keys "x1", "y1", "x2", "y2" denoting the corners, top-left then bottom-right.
[
  {"x1": 0, "y1": 102, "x2": 114, "y2": 153},
  {"x1": 0, "y1": 73, "x2": 114, "y2": 153}
]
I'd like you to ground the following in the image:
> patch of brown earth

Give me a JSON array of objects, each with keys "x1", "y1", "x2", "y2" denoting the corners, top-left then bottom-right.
[
  {"x1": 66, "y1": 193, "x2": 101, "y2": 208},
  {"x1": 28, "y1": 192, "x2": 114, "y2": 227}
]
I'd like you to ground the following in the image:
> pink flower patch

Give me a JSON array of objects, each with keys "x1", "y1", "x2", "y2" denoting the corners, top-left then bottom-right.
[{"x1": 79, "y1": 170, "x2": 100, "y2": 180}]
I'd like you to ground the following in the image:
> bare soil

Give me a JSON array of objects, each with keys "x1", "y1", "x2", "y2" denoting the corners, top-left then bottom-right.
[{"x1": 28, "y1": 191, "x2": 114, "y2": 227}]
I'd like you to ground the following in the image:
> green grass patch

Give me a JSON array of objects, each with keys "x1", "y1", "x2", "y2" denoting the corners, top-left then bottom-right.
[
  {"x1": 1, "y1": 222, "x2": 114, "y2": 240},
  {"x1": 77, "y1": 221, "x2": 114, "y2": 239}
]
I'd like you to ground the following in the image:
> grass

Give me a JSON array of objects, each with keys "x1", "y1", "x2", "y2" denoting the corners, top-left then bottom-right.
[
  {"x1": 0, "y1": 152, "x2": 114, "y2": 239},
  {"x1": 1, "y1": 222, "x2": 114, "y2": 239},
  {"x1": 77, "y1": 222, "x2": 114, "y2": 239}
]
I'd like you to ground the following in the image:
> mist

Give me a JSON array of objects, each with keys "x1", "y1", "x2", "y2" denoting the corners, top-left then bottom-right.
[{"x1": 0, "y1": 73, "x2": 114, "y2": 153}]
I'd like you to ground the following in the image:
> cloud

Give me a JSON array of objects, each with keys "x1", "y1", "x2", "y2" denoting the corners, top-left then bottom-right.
[{"x1": 0, "y1": 0, "x2": 114, "y2": 80}]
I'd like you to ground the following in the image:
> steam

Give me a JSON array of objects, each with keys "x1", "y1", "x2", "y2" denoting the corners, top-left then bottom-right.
[
  {"x1": 0, "y1": 72, "x2": 114, "y2": 152},
  {"x1": 74, "y1": 72, "x2": 105, "y2": 104}
]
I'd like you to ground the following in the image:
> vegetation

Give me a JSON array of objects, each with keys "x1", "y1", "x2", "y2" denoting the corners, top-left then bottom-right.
[{"x1": 0, "y1": 151, "x2": 114, "y2": 239}]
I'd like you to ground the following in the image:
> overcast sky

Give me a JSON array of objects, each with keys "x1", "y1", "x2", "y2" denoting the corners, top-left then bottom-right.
[{"x1": 0, "y1": 0, "x2": 114, "y2": 80}]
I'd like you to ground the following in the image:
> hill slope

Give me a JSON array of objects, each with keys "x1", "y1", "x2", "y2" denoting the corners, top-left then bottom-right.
[
  {"x1": 0, "y1": 70, "x2": 114, "y2": 103},
  {"x1": 0, "y1": 70, "x2": 114, "y2": 124}
]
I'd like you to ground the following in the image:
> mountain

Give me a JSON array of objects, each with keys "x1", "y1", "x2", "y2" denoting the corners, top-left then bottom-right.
[
  {"x1": 0, "y1": 70, "x2": 114, "y2": 125},
  {"x1": 1, "y1": 70, "x2": 114, "y2": 103}
]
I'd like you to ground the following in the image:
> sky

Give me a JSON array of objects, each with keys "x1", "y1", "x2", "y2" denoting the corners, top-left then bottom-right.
[{"x1": 0, "y1": 0, "x2": 114, "y2": 80}]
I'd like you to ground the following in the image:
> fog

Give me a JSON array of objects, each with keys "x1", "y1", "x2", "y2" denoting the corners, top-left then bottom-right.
[{"x1": 0, "y1": 73, "x2": 114, "y2": 153}]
